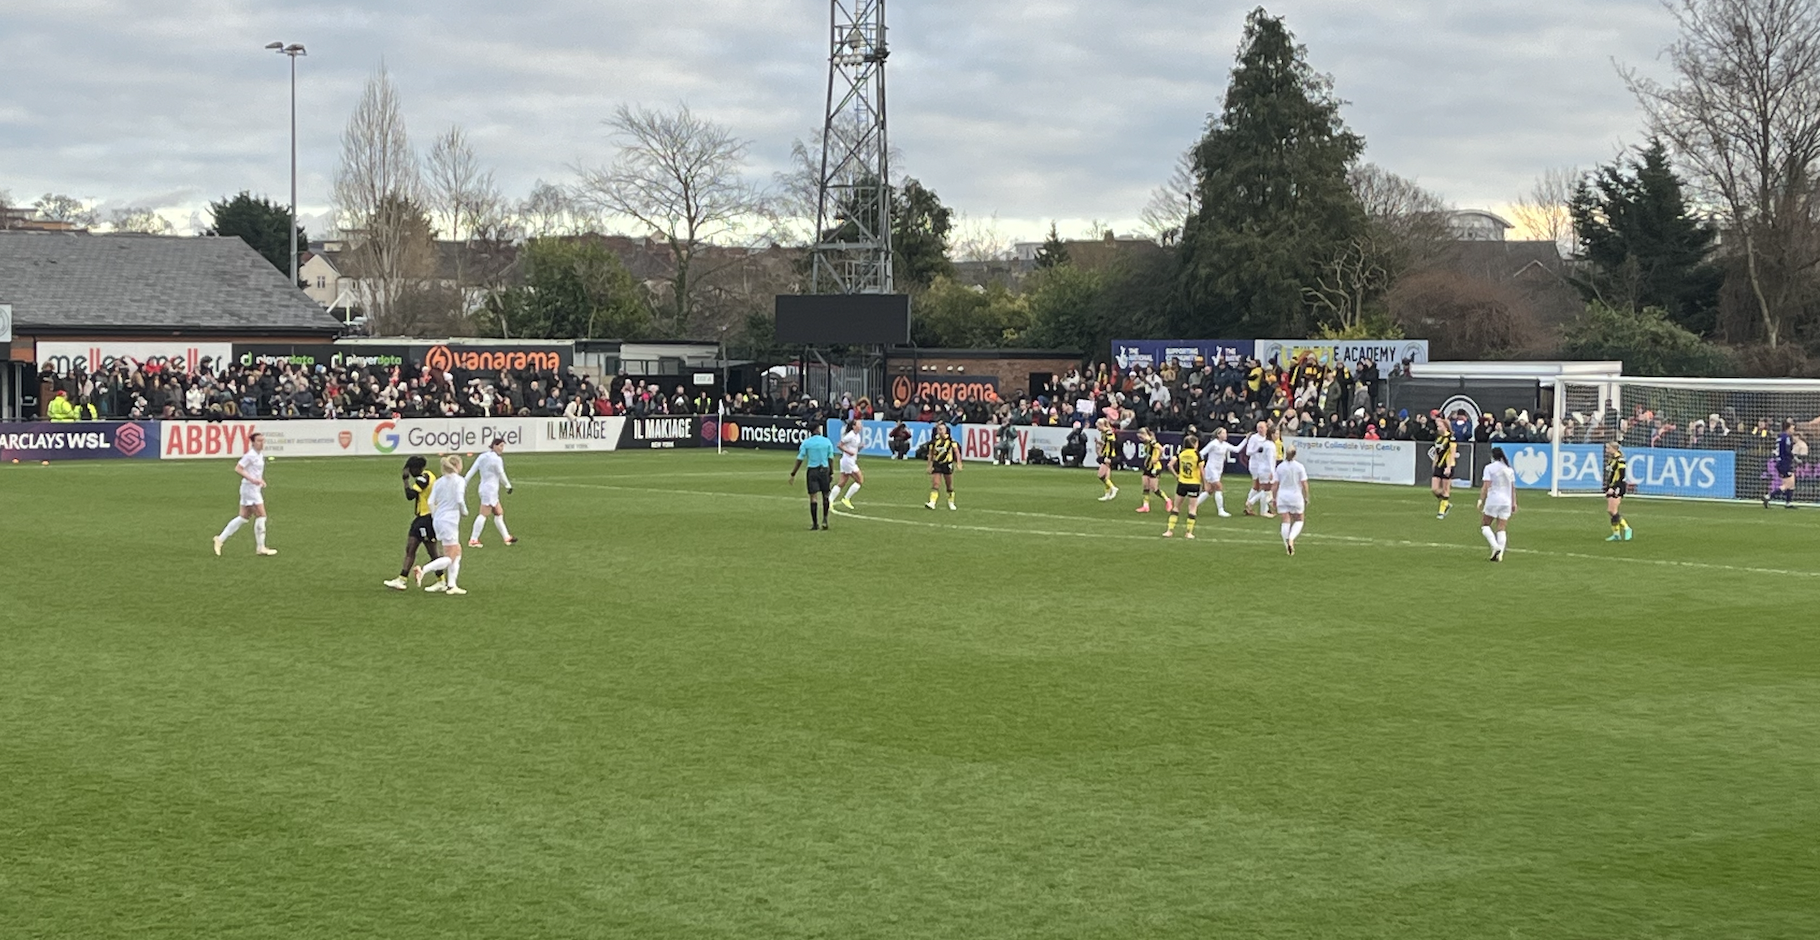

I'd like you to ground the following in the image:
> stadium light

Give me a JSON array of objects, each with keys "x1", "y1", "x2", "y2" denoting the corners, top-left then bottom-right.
[{"x1": 267, "y1": 41, "x2": 307, "y2": 288}]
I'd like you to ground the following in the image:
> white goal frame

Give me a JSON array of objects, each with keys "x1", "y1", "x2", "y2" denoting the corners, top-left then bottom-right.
[{"x1": 1550, "y1": 375, "x2": 1820, "y2": 500}]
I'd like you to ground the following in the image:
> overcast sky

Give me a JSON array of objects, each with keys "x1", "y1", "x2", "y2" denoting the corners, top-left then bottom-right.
[{"x1": 0, "y1": 0, "x2": 1681, "y2": 243}]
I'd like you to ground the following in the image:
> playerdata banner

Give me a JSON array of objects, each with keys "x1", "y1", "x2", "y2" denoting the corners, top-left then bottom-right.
[
  {"x1": 1255, "y1": 339, "x2": 1429, "y2": 369},
  {"x1": 1496, "y1": 443, "x2": 1737, "y2": 499},
  {"x1": 1283, "y1": 437, "x2": 1417, "y2": 486},
  {"x1": 1112, "y1": 340, "x2": 1253, "y2": 371},
  {"x1": 0, "y1": 421, "x2": 161, "y2": 462}
]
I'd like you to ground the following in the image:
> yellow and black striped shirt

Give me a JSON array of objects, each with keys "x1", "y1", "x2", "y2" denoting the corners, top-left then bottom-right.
[
  {"x1": 928, "y1": 437, "x2": 959, "y2": 466},
  {"x1": 1433, "y1": 430, "x2": 1456, "y2": 467},
  {"x1": 1605, "y1": 455, "x2": 1628, "y2": 490},
  {"x1": 406, "y1": 470, "x2": 437, "y2": 516},
  {"x1": 1176, "y1": 448, "x2": 1204, "y2": 486},
  {"x1": 1143, "y1": 440, "x2": 1165, "y2": 475},
  {"x1": 1099, "y1": 430, "x2": 1119, "y2": 461}
]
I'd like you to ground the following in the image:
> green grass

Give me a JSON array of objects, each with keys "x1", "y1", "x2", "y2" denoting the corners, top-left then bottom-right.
[{"x1": 3, "y1": 450, "x2": 1817, "y2": 939}]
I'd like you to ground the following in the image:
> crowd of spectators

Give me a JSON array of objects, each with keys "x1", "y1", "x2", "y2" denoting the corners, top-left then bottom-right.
[{"x1": 34, "y1": 357, "x2": 766, "y2": 422}]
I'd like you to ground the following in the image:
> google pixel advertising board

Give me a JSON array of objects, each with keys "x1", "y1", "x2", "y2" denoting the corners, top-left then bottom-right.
[{"x1": 775, "y1": 294, "x2": 911, "y2": 345}]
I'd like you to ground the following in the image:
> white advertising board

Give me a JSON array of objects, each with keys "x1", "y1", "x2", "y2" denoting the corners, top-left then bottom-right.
[
  {"x1": 1283, "y1": 437, "x2": 1416, "y2": 486},
  {"x1": 159, "y1": 417, "x2": 630, "y2": 459},
  {"x1": 1255, "y1": 339, "x2": 1428, "y2": 369},
  {"x1": 40, "y1": 341, "x2": 234, "y2": 375}
]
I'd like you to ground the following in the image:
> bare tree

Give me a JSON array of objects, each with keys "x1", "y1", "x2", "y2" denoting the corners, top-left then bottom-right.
[
  {"x1": 108, "y1": 207, "x2": 174, "y2": 235},
  {"x1": 949, "y1": 212, "x2": 1012, "y2": 263},
  {"x1": 1623, "y1": 0, "x2": 1820, "y2": 347},
  {"x1": 1305, "y1": 165, "x2": 1453, "y2": 332},
  {"x1": 33, "y1": 193, "x2": 99, "y2": 228},
  {"x1": 518, "y1": 180, "x2": 579, "y2": 238},
  {"x1": 333, "y1": 63, "x2": 438, "y2": 335},
  {"x1": 1139, "y1": 148, "x2": 1197, "y2": 244},
  {"x1": 572, "y1": 103, "x2": 769, "y2": 336},
  {"x1": 1510, "y1": 166, "x2": 1582, "y2": 255},
  {"x1": 425, "y1": 126, "x2": 484, "y2": 241}
]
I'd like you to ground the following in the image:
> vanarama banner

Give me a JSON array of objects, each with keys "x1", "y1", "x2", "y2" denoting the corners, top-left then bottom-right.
[
  {"x1": 414, "y1": 343, "x2": 571, "y2": 374},
  {"x1": 1, "y1": 422, "x2": 161, "y2": 462},
  {"x1": 886, "y1": 374, "x2": 1001, "y2": 405}
]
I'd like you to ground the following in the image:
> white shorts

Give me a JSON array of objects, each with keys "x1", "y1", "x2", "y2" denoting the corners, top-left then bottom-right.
[
  {"x1": 1276, "y1": 496, "x2": 1306, "y2": 515},
  {"x1": 1483, "y1": 502, "x2": 1513, "y2": 521},
  {"x1": 839, "y1": 455, "x2": 860, "y2": 476},
  {"x1": 432, "y1": 513, "x2": 462, "y2": 545},
  {"x1": 478, "y1": 482, "x2": 501, "y2": 506},
  {"x1": 239, "y1": 483, "x2": 264, "y2": 507},
  {"x1": 1252, "y1": 467, "x2": 1276, "y2": 485}
]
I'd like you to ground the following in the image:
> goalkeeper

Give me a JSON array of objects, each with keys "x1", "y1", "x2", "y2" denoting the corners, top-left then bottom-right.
[{"x1": 1763, "y1": 419, "x2": 1803, "y2": 509}]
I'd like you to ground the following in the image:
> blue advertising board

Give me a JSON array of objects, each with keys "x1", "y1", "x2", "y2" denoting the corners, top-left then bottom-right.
[
  {"x1": 1500, "y1": 443, "x2": 1736, "y2": 499},
  {"x1": 0, "y1": 422, "x2": 162, "y2": 462},
  {"x1": 1112, "y1": 340, "x2": 1253, "y2": 371}
]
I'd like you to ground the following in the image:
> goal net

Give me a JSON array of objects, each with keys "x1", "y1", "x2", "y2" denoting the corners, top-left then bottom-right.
[{"x1": 1552, "y1": 377, "x2": 1820, "y2": 502}]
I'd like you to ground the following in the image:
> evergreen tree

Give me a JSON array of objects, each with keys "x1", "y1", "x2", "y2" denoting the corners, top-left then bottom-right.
[
  {"x1": 206, "y1": 192, "x2": 307, "y2": 279},
  {"x1": 1034, "y1": 222, "x2": 1070, "y2": 269},
  {"x1": 1568, "y1": 140, "x2": 1722, "y2": 335},
  {"x1": 893, "y1": 178, "x2": 954, "y2": 291},
  {"x1": 1177, "y1": 8, "x2": 1365, "y2": 337},
  {"x1": 484, "y1": 238, "x2": 649, "y2": 339}
]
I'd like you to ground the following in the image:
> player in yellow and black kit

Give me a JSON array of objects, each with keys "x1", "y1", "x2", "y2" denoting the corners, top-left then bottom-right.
[
  {"x1": 1603, "y1": 441, "x2": 1633, "y2": 541},
  {"x1": 1165, "y1": 434, "x2": 1203, "y2": 539},
  {"x1": 385, "y1": 455, "x2": 444, "y2": 590},
  {"x1": 1094, "y1": 418, "x2": 1121, "y2": 501},
  {"x1": 926, "y1": 423, "x2": 961, "y2": 510},
  {"x1": 1430, "y1": 420, "x2": 1458, "y2": 519},
  {"x1": 1135, "y1": 428, "x2": 1170, "y2": 513}
]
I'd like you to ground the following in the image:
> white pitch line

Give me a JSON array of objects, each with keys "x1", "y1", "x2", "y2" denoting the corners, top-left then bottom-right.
[{"x1": 524, "y1": 480, "x2": 1820, "y2": 579}]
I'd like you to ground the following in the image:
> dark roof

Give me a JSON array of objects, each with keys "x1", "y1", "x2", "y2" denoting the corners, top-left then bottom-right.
[
  {"x1": 1447, "y1": 239, "x2": 1565, "y2": 282},
  {"x1": 0, "y1": 231, "x2": 344, "y2": 336}
]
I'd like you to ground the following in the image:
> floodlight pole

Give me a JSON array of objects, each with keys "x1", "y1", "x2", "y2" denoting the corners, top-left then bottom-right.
[
  {"x1": 267, "y1": 41, "x2": 307, "y2": 288},
  {"x1": 810, "y1": 0, "x2": 892, "y2": 295}
]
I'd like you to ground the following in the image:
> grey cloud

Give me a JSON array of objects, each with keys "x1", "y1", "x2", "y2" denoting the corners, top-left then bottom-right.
[{"x1": 0, "y1": 0, "x2": 1680, "y2": 240}]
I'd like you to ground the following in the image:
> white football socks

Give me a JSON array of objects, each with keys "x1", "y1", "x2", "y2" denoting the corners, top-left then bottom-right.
[
  {"x1": 422, "y1": 557, "x2": 452, "y2": 575},
  {"x1": 845, "y1": 483, "x2": 861, "y2": 500},
  {"x1": 1280, "y1": 521, "x2": 1291, "y2": 542},
  {"x1": 1214, "y1": 491, "x2": 1226, "y2": 514},
  {"x1": 253, "y1": 517, "x2": 267, "y2": 551},
  {"x1": 493, "y1": 516, "x2": 511, "y2": 540},
  {"x1": 1496, "y1": 530, "x2": 1508, "y2": 554},
  {"x1": 1482, "y1": 525, "x2": 1500, "y2": 551},
  {"x1": 1289, "y1": 520, "x2": 1303, "y2": 542},
  {"x1": 447, "y1": 557, "x2": 461, "y2": 588},
  {"x1": 218, "y1": 516, "x2": 246, "y2": 541},
  {"x1": 471, "y1": 516, "x2": 487, "y2": 542}
]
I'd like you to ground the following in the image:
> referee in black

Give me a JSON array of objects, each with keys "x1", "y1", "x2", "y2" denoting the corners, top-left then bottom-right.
[{"x1": 789, "y1": 419, "x2": 839, "y2": 530}]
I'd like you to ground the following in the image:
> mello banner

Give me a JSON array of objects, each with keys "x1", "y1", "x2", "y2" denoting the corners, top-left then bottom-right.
[{"x1": 0, "y1": 422, "x2": 162, "y2": 462}]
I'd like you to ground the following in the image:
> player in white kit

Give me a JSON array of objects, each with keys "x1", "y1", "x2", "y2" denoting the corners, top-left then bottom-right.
[
  {"x1": 416, "y1": 454, "x2": 472, "y2": 595},
  {"x1": 836, "y1": 419, "x2": 865, "y2": 510},
  {"x1": 1477, "y1": 445, "x2": 1517, "y2": 562},
  {"x1": 1195, "y1": 427, "x2": 1241, "y2": 518},
  {"x1": 1241, "y1": 421, "x2": 1277, "y2": 518},
  {"x1": 213, "y1": 432, "x2": 277, "y2": 557},
  {"x1": 1274, "y1": 444, "x2": 1310, "y2": 556},
  {"x1": 467, "y1": 438, "x2": 516, "y2": 547}
]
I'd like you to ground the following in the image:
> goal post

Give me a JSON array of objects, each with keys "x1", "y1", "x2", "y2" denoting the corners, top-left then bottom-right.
[{"x1": 1551, "y1": 376, "x2": 1820, "y2": 502}]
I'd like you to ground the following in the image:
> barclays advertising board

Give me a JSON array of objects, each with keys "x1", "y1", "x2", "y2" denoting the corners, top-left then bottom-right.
[{"x1": 1498, "y1": 443, "x2": 1736, "y2": 499}]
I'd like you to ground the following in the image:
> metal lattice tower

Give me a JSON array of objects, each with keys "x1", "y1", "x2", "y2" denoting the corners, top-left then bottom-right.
[{"x1": 811, "y1": 0, "x2": 892, "y2": 295}]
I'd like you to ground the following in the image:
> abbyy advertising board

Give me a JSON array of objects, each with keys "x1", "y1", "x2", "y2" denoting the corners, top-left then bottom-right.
[
  {"x1": 159, "y1": 419, "x2": 545, "y2": 459},
  {"x1": 1255, "y1": 339, "x2": 1428, "y2": 369},
  {"x1": 0, "y1": 422, "x2": 161, "y2": 461},
  {"x1": 233, "y1": 344, "x2": 411, "y2": 371},
  {"x1": 1492, "y1": 443, "x2": 1737, "y2": 498},
  {"x1": 1112, "y1": 340, "x2": 1254, "y2": 371},
  {"x1": 703, "y1": 415, "x2": 819, "y2": 450},
  {"x1": 1283, "y1": 437, "x2": 1417, "y2": 486},
  {"x1": 885, "y1": 374, "x2": 1002, "y2": 405},
  {"x1": 38, "y1": 341, "x2": 233, "y2": 376},
  {"x1": 617, "y1": 416, "x2": 701, "y2": 450}
]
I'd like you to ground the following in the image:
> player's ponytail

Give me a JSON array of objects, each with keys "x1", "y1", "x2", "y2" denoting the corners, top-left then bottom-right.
[
  {"x1": 1491, "y1": 446, "x2": 1508, "y2": 465},
  {"x1": 441, "y1": 454, "x2": 464, "y2": 476}
]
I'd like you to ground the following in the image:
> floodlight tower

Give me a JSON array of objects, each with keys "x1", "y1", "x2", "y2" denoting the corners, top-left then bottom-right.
[{"x1": 811, "y1": 0, "x2": 892, "y2": 295}]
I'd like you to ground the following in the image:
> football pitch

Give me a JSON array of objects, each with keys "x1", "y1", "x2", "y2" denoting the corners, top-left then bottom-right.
[{"x1": 3, "y1": 449, "x2": 1817, "y2": 938}]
